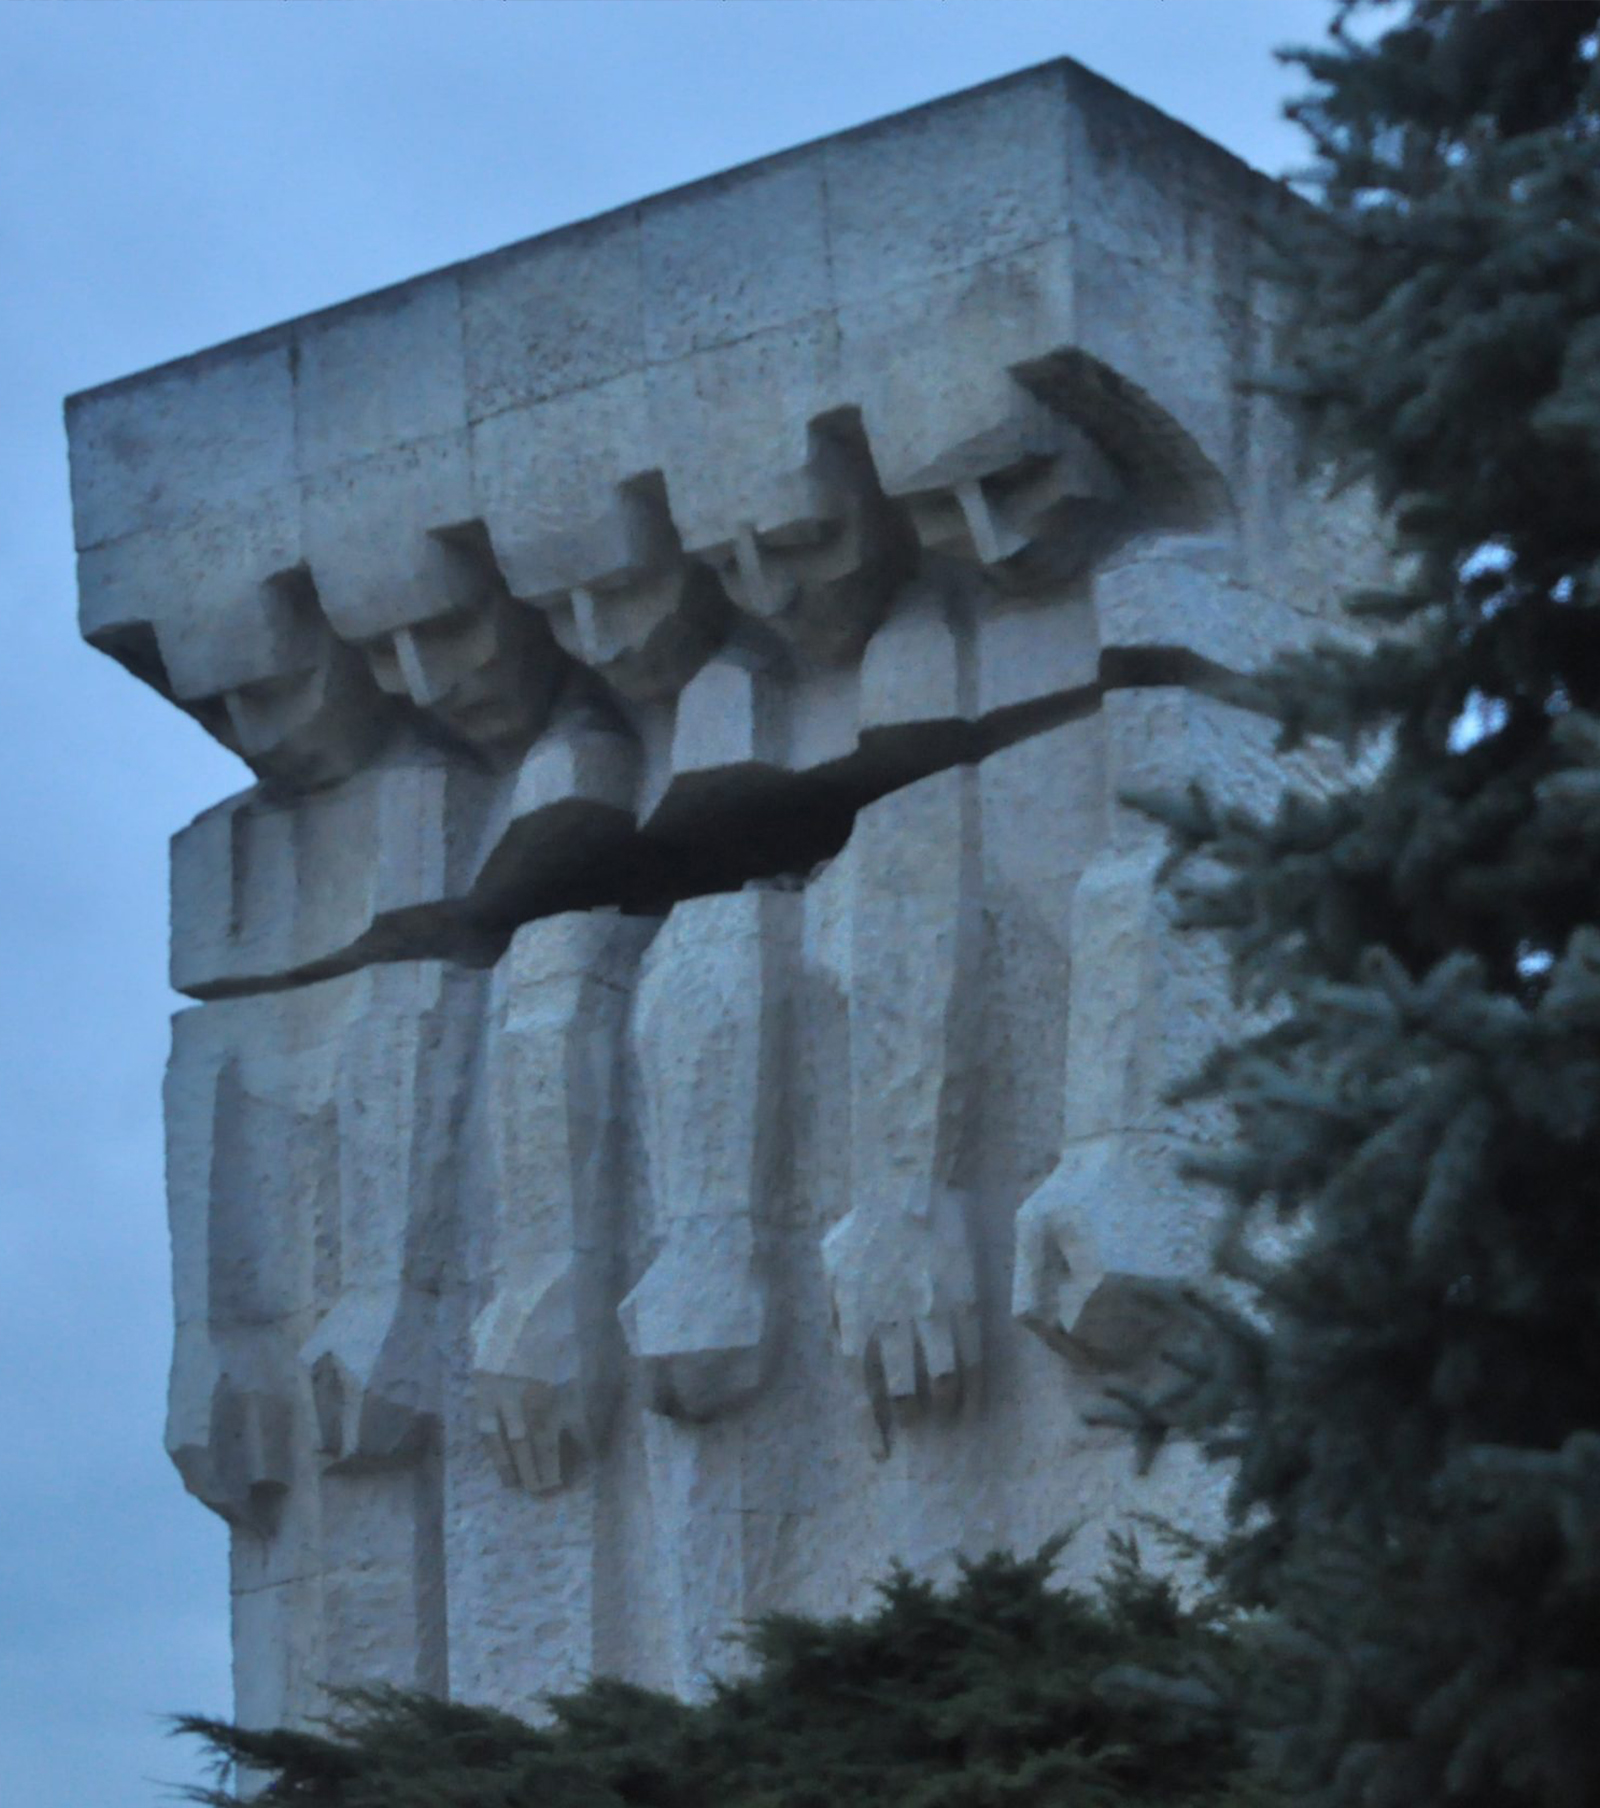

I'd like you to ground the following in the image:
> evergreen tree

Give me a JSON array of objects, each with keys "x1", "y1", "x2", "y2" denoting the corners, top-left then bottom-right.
[
  {"x1": 178, "y1": 1541, "x2": 1274, "y2": 1808},
  {"x1": 1131, "y1": 6, "x2": 1600, "y2": 1804}
]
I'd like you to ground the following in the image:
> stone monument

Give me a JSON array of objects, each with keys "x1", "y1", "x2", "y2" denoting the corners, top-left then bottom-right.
[{"x1": 67, "y1": 62, "x2": 1382, "y2": 1731}]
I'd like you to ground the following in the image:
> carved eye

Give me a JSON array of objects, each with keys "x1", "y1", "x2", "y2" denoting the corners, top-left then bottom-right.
[
  {"x1": 231, "y1": 672, "x2": 310, "y2": 714},
  {"x1": 219, "y1": 672, "x2": 315, "y2": 749},
  {"x1": 409, "y1": 606, "x2": 495, "y2": 667}
]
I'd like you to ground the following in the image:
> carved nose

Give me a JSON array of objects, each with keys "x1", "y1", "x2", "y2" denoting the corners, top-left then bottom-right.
[{"x1": 393, "y1": 626, "x2": 445, "y2": 708}]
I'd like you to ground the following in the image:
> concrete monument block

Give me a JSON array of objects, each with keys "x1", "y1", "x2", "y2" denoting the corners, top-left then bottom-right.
[
  {"x1": 462, "y1": 211, "x2": 646, "y2": 418},
  {"x1": 167, "y1": 750, "x2": 501, "y2": 997},
  {"x1": 469, "y1": 686, "x2": 644, "y2": 920},
  {"x1": 822, "y1": 69, "x2": 1072, "y2": 309},
  {"x1": 68, "y1": 61, "x2": 1388, "y2": 1731},
  {"x1": 293, "y1": 275, "x2": 469, "y2": 473}
]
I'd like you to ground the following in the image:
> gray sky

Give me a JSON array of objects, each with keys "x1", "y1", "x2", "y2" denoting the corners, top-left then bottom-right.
[{"x1": 0, "y1": 3, "x2": 1331, "y2": 1800}]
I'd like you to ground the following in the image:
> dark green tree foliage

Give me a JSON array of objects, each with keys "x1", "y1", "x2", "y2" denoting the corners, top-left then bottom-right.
[
  {"x1": 179, "y1": 1542, "x2": 1275, "y2": 1808},
  {"x1": 1128, "y1": 5, "x2": 1600, "y2": 1805}
]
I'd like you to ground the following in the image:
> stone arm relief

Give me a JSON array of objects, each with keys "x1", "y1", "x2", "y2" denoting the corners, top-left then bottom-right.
[
  {"x1": 1012, "y1": 677, "x2": 1290, "y2": 1371},
  {"x1": 618, "y1": 887, "x2": 796, "y2": 1421},
  {"x1": 164, "y1": 1022, "x2": 306, "y2": 1532},
  {"x1": 822, "y1": 766, "x2": 983, "y2": 1450},
  {"x1": 301, "y1": 965, "x2": 478, "y2": 1470},
  {"x1": 1011, "y1": 843, "x2": 1177, "y2": 1369},
  {"x1": 473, "y1": 912, "x2": 653, "y2": 1493}
]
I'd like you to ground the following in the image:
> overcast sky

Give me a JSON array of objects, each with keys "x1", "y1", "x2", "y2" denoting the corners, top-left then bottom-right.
[{"x1": 0, "y1": 3, "x2": 1333, "y2": 1801}]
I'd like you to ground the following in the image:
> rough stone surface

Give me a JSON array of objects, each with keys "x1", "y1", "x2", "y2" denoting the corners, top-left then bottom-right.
[{"x1": 68, "y1": 62, "x2": 1388, "y2": 1732}]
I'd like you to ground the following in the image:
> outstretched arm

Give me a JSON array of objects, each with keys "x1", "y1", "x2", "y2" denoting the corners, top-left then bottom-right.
[
  {"x1": 823, "y1": 763, "x2": 984, "y2": 1451},
  {"x1": 1013, "y1": 683, "x2": 1250, "y2": 1370},
  {"x1": 474, "y1": 910, "x2": 653, "y2": 1492},
  {"x1": 164, "y1": 1007, "x2": 303, "y2": 1531},
  {"x1": 619, "y1": 886, "x2": 797, "y2": 1422},
  {"x1": 301, "y1": 962, "x2": 479, "y2": 1470}
]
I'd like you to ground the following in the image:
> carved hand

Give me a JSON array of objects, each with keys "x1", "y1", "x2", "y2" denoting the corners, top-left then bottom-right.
[
  {"x1": 822, "y1": 1181, "x2": 979, "y2": 1451},
  {"x1": 166, "y1": 1321, "x2": 293, "y2": 1531},
  {"x1": 471, "y1": 1253, "x2": 602, "y2": 1494},
  {"x1": 618, "y1": 1216, "x2": 768, "y2": 1422},
  {"x1": 300, "y1": 1284, "x2": 436, "y2": 1470},
  {"x1": 1012, "y1": 1137, "x2": 1178, "y2": 1370}
]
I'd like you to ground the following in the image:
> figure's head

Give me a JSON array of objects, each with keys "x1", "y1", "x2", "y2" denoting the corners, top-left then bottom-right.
[
  {"x1": 214, "y1": 640, "x2": 388, "y2": 791},
  {"x1": 160, "y1": 567, "x2": 392, "y2": 792},
  {"x1": 357, "y1": 588, "x2": 560, "y2": 764}
]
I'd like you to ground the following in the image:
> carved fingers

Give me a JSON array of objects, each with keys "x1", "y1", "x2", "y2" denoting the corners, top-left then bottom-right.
[
  {"x1": 474, "y1": 1371, "x2": 568, "y2": 1495},
  {"x1": 301, "y1": 1286, "x2": 437, "y2": 1471},
  {"x1": 165, "y1": 1323, "x2": 293, "y2": 1530},
  {"x1": 822, "y1": 1183, "x2": 979, "y2": 1453},
  {"x1": 618, "y1": 1217, "x2": 769, "y2": 1422},
  {"x1": 1011, "y1": 1139, "x2": 1178, "y2": 1371},
  {"x1": 470, "y1": 1254, "x2": 596, "y2": 1494}
]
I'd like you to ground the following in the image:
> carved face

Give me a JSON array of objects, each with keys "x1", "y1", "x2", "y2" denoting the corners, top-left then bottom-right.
[
  {"x1": 212, "y1": 645, "x2": 373, "y2": 788},
  {"x1": 360, "y1": 600, "x2": 558, "y2": 762}
]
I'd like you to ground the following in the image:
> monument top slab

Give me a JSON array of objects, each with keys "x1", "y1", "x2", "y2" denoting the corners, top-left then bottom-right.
[{"x1": 67, "y1": 57, "x2": 1285, "y2": 420}]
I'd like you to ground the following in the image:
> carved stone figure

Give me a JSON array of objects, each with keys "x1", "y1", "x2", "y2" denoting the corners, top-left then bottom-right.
[
  {"x1": 67, "y1": 63, "x2": 1386, "y2": 1732},
  {"x1": 621, "y1": 888, "x2": 796, "y2": 1422},
  {"x1": 165, "y1": 963, "x2": 480, "y2": 1724},
  {"x1": 475, "y1": 911, "x2": 653, "y2": 1492},
  {"x1": 823, "y1": 766, "x2": 983, "y2": 1450}
]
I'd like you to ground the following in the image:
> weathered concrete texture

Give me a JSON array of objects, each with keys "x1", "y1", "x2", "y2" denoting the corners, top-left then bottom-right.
[{"x1": 68, "y1": 61, "x2": 1386, "y2": 1732}]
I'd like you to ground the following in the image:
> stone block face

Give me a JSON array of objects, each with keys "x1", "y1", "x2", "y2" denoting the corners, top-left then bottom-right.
[
  {"x1": 640, "y1": 153, "x2": 833, "y2": 362},
  {"x1": 294, "y1": 276, "x2": 469, "y2": 476},
  {"x1": 68, "y1": 61, "x2": 1389, "y2": 1730},
  {"x1": 462, "y1": 211, "x2": 646, "y2": 419},
  {"x1": 67, "y1": 334, "x2": 296, "y2": 550},
  {"x1": 823, "y1": 71, "x2": 1072, "y2": 309}
]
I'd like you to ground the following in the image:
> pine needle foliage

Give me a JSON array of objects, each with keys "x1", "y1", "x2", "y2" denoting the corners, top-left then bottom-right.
[
  {"x1": 177, "y1": 1541, "x2": 1278, "y2": 1808},
  {"x1": 1123, "y1": 5, "x2": 1600, "y2": 1805}
]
